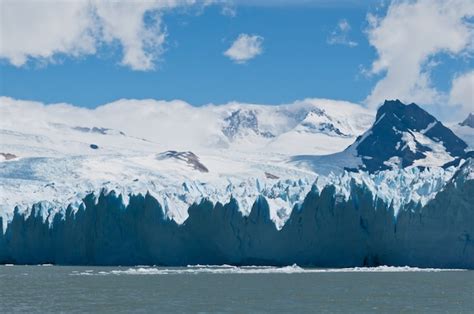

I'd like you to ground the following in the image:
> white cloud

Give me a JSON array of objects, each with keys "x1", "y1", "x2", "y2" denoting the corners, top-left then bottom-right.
[
  {"x1": 0, "y1": 0, "x2": 206, "y2": 71},
  {"x1": 449, "y1": 71, "x2": 474, "y2": 115},
  {"x1": 327, "y1": 19, "x2": 358, "y2": 47},
  {"x1": 364, "y1": 0, "x2": 474, "y2": 109},
  {"x1": 0, "y1": 1, "x2": 97, "y2": 67},
  {"x1": 224, "y1": 34, "x2": 264, "y2": 63}
]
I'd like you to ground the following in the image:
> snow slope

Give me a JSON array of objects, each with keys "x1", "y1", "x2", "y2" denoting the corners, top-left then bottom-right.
[{"x1": 0, "y1": 96, "x2": 374, "y2": 156}]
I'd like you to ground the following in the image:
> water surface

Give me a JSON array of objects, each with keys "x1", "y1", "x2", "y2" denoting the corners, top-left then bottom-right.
[{"x1": 1, "y1": 265, "x2": 472, "y2": 313}]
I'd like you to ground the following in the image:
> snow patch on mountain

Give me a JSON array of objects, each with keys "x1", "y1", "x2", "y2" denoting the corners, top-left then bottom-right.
[
  {"x1": 293, "y1": 109, "x2": 351, "y2": 137},
  {"x1": 411, "y1": 132, "x2": 455, "y2": 167}
]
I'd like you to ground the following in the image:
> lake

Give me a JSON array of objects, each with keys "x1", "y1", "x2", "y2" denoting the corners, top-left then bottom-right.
[{"x1": 0, "y1": 265, "x2": 473, "y2": 313}]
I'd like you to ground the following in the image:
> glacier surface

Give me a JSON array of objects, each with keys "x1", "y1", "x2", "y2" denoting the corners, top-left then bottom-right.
[{"x1": 0, "y1": 159, "x2": 473, "y2": 268}]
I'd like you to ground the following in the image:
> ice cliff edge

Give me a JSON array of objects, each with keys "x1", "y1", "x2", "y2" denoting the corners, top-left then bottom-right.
[{"x1": 1, "y1": 159, "x2": 473, "y2": 268}]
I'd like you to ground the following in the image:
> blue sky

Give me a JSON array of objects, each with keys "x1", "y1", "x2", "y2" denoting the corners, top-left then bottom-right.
[{"x1": 0, "y1": 0, "x2": 472, "y2": 119}]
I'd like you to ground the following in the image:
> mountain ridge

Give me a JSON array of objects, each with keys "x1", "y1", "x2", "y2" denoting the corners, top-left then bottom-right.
[
  {"x1": 291, "y1": 99, "x2": 469, "y2": 174},
  {"x1": 355, "y1": 99, "x2": 467, "y2": 172}
]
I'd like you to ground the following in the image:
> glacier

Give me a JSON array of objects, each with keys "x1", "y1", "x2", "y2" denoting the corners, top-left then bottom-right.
[
  {"x1": 0, "y1": 97, "x2": 473, "y2": 268},
  {"x1": 0, "y1": 159, "x2": 473, "y2": 268}
]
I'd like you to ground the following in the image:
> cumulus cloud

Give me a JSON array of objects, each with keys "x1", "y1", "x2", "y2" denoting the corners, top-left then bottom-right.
[
  {"x1": 449, "y1": 71, "x2": 474, "y2": 115},
  {"x1": 0, "y1": 0, "x2": 206, "y2": 71},
  {"x1": 0, "y1": 1, "x2": 97, "y2": 67},
  {"x1": 364, "y1": 0, "x2": 474, "y2": 109},
  {"x1": 224, "y1": 34, "x2": 264, "y2": 63},
  {"x1": 327, "y1": 19, "x2": 358, "y2": 47}
]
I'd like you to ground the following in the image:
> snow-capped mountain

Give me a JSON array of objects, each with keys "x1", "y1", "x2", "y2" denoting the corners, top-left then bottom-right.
[
  {"x1": 293, "y1": 108, "x2": 352, "y2": 137},
  {"x1": 212, "y1": 99, "x2": 374, "y2": 154},
  {"x1": 222, "y1": 109, "x2": 275, "y2": 140},
  {"x1": 291, "y1": 99, "x2": 470, "y2": 174},
  {"x1": 353, "y1": 99, "x2": 468, "y2": 172},
  {"x1": 0, "y1": 97, "x2": 373, "y2": 157}
]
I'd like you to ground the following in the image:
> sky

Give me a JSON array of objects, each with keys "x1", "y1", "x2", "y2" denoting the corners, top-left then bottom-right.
[{"x1": 0, "y1": 0, "x2": 473, "y2": 121}]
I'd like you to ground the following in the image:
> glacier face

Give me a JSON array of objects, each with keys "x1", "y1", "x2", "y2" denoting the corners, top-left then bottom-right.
[{"x1": 1, "y1": 159, "x2": 472, "y2": 268}]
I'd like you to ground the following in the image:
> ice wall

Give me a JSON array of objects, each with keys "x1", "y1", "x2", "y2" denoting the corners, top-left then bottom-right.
[{"x1": 1, "y1": 166, "x2": 473, "y2": 268}]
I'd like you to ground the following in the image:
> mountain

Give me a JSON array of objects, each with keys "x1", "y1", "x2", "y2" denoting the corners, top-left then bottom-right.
[
  {"x1": 214, "y1": 100, "x2": 374, "y2": 154},
  {"x1": 0, "y1": 97, "x2": 373, "y2": 157},
  {"x1": 262, "y1": 100, "x2": 373, "y2": 155},
  {"x1": 353, "y1": 100, "x2": 468, "y2": 172},
  {"x1": 222, "y1": 109, "x2": 275, "y2": 140},
  {"x1": 291, "y1": 100, "x2": 469, "y2": 174},
  {"x1": 459, "y1": 113, "x2": 474, "y2": 128},
  {"x1": 293, "y1": 108, "x2": 352, "y2": 137}
]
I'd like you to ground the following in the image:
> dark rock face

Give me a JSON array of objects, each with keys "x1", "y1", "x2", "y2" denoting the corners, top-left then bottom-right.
[
  {"x1": 157, "y1": 151, "x2": 209, "y2": 173},
  {"x1": 0, "y1": 153, "x2": 17, "y2": 160},
  {"x1": 354, "y1": 100, "x2": 467, "y2": 172},
  {"x1": 459, "y1": 113, "x2": 474, "y2": 128},
  {"x1": 264, "y1": 172, "x2": 279, "y2": 179},
  {"x1": 89, "y1": 144, "x2": 99, "y2": 150},
  {"x1": 74, "y1": 126, "x2": 110, "y2": 135},
  {"x1": 299, "y1": 109, "x2": 351, "y2": 137},
  {"x1": 1, "y1": 161, "x2": 473, "y2": 268},
  {"x1": 73, "y1": 126, "x2": 126, "y2": 136},
  {"x1": 222, "y1": 109, "x2": 274, "y2": 140}
]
